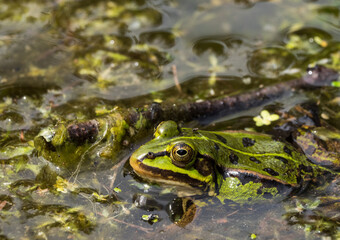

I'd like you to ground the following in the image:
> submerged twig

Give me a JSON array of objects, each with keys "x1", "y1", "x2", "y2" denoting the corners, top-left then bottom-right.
[
  {"x1": 102, "y1": 215, "x2": 153, "y2": 233},
  {"x1": 172, "y1": 64, "x2": 182, "y2": 94},
  {"x1": 109, "y1": 158, "x2": 127, "y2": 189}
]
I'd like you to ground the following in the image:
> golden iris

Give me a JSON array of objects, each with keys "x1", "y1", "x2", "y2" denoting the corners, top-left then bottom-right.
[{"x1": 170, "y1": 143, "x2": 195, "y2": 168}]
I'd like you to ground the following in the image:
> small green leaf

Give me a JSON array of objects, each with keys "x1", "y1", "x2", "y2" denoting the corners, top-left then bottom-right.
[
  {"x1": 253, "y1": 110, "x2": 280, "y2": 126},
  {"x1": 332, "y1": 81, "x2": 340, "y2": 87},
  {"x1": 250, "y1": 233, "x2": 257, "y2": 239},
  {"x1": 141, "y1": 214, "x2": 159, "y2": 223}
]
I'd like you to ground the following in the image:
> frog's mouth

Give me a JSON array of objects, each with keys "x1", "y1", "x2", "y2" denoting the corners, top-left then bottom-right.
[{"x1": 130, "y1": 157, "x2": 209, "y2": 192}]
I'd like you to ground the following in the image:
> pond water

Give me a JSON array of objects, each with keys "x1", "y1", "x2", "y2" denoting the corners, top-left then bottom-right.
[{"x1": 1, "y1": 0, "x2": 340, "y2": 239}]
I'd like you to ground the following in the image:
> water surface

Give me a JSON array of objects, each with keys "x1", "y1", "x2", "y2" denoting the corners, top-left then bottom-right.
[{"x1": 0, "y1": 0, "x2": 340, "y2": 239}]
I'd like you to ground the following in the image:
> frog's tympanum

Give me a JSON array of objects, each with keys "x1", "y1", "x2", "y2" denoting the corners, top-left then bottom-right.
[{"x1": 130, "y1": 121, "x2": 337, "y2": 204}]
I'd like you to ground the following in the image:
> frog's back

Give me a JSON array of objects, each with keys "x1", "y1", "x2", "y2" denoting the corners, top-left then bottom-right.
[{"x1": 190, "y1": 129, "x2": 319, "y2": 189}]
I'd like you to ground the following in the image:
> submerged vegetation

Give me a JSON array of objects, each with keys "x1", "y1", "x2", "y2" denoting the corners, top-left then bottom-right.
[{"x1": 0, "y1": 0, "x2": 340, "y2": 239}]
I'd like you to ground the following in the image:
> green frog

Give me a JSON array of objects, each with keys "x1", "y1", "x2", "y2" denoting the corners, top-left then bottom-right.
[{"x1": 130, "y1": 121, "x2": 338, "y2": 204}]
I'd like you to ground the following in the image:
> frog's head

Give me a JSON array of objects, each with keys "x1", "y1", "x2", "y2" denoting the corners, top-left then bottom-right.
[{"x1": 129, "y1": 121, "x2": 216, "y2": 195}]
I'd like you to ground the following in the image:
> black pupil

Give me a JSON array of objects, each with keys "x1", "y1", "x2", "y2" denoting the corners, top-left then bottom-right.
[{"x1": 177, "y1": 149, "x2": 187, "y2": 156}]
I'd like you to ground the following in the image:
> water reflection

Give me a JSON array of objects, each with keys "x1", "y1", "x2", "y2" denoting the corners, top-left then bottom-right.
[{"x1": 247, "y1": 47, "x2": 297, "y2": 78}]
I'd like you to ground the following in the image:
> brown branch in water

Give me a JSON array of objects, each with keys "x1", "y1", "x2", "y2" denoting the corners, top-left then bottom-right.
[
  {"x1": 64, "y1": 65, "x2": 339, "y2": 147},
  {"x1": 136, "y1": 65, "x2": 339, "y2": 124}
]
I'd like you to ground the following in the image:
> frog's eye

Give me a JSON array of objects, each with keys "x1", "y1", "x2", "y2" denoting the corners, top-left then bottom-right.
[{"x1": 171, "y1": 143, "x2": 195, "y2": 168}]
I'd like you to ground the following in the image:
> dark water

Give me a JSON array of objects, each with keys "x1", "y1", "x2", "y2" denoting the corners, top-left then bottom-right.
[{"x1": 0, "y1": 0, "x2": 340, "y2": 239}]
